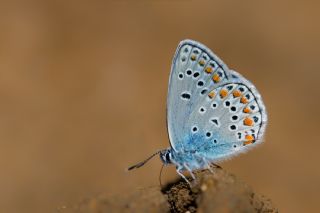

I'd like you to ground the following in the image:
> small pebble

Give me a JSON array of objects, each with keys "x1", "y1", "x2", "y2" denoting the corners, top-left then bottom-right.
[{"x1": 200, "y1": 184, "x2": 208, "y2": 191}]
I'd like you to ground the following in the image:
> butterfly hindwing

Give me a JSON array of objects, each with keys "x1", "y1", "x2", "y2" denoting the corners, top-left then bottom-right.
[{"x1": 184, "y1": 80, "x2": 267, "y2": 162}]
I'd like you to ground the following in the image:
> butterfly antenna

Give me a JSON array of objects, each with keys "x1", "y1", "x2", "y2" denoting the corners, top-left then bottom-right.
[
  {"x1": 159, "y1": 163, "x2": 164, "y2": 188},
  {"x1": 127, "y1": 150, "x2": 162, "y2": 171}
]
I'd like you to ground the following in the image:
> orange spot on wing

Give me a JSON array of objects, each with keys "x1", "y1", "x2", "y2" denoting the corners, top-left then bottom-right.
[
  {"x1": 243, "y1": 141, "x2": 253, "y2": 146},
  {"x1": 191, "y1": 55, "x2": 196, "y2": 61},
  {"x1": 240, "y1": 96, "x2": 248, "y2": 104},
  {"x1": 205, "y1": 67, "x2": 213, "y2": 74},
  {"x1": 212, "y1": 73, "x2": 220, "y2": 83},
  {"x1": 199, "y1": 60, "x2": 205, "y2": 66},
  {"x1": 243, "y1": 107, "x2": 251, "y2": 113},
  {"x1": 219, "y1": 89, "x2": 228, "y2": 98},
  {"x1": 243, "y1": 117, "x2": 254, "y2": 126},
  {"x1": 233, "y1": 90, "x2": 241, "y2": 97},
  {"x1": 245, "y1": 135, "x2": 254, "y2": 141},
  {"x1": 243, "y1": 135, "x2": 255, "y2": 146},
  {"x1": 208, "y1": 91, "x2": 215, "y2": 99}
]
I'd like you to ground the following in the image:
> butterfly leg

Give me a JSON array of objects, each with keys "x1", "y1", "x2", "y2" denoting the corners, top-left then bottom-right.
[
  {"x1": 203, "y1": 158, "x2": 221, "y2": 174},
  {"x1": 201, "y1": 157, "x2": 214, "y2": 173},
  {"x1": 176, "y1": 166, "x2": 191, "y2": 186},
  {"x1": 183, "y1": 163, "x2": 195, "y2": 180},
  {"x1": 211, "y1": 162, "x2": 222, "y2": 169},
  {"x1": 193, "y1": 154, "x2": 211, "y2": 173}
]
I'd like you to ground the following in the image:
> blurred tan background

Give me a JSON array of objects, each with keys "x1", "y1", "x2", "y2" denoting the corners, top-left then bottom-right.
[{"x1": 0, "y1": 0, "x2": 319, "y2": 212}]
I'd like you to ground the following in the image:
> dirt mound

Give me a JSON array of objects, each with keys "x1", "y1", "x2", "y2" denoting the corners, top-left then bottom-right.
[{"x1": 59, "y1": 169, "x2": 277, "y2": 213}]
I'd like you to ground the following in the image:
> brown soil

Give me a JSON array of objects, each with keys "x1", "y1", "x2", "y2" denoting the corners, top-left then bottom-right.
[{"x1": 58, "y1": 169, "x2": 277, "y2": 213}]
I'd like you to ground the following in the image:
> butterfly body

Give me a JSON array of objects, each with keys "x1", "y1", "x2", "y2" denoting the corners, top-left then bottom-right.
[{"x1": 128, "y1": 39, "x2": 267, "y2": 183}]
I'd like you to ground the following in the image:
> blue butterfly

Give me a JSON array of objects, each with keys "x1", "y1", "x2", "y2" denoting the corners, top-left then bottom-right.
[{"x1": 128, "y1": 40, "x2": 267, "y2": 184}]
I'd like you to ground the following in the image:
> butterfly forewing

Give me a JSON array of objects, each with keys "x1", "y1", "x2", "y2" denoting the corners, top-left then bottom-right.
[{"x1": 167, "y1": 40, "x2": 231, "y2": 151}]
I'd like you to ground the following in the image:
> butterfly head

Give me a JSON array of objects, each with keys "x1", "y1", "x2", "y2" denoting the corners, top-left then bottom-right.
[
  {"x1": 159, "y1": 149, "x2": 172, "y2": 165},
  {"x1": 127, "y1": 149, "x2": 170, "y2": 171}
]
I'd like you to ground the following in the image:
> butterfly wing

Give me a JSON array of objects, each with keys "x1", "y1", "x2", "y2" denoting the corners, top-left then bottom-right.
[
  {"x1": 167, "y1": 39, "x2": 232, "y2": 151},
  {"x1": 184, "y1": 79, "x2": 268, "y2": 162},
  {"x1": 167, "y1": 40, "x2": 267, "y2": 162}
]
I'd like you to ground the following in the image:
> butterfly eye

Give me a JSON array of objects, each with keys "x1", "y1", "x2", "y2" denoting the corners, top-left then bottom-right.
[{"x1": 165, "y1": 152, "x2": 170, "y2": 162}]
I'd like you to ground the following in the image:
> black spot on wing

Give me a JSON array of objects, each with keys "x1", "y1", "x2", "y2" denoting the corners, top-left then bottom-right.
[{"x1": 181, "y1": 92, "x2": 191, "y2": 100}]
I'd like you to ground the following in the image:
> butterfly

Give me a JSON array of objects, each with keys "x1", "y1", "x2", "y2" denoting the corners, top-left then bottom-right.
[{"x1": 128, "y1": 39, "x2": 267, "y2": 184}]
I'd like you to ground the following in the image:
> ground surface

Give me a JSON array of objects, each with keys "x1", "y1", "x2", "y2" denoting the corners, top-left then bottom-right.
[
  {"x1": 59, "y1": 169, "x2": 277, "y2": 213},
  {"x1": 1, "y1": 1, "x2": 320, "y2": 212}
]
